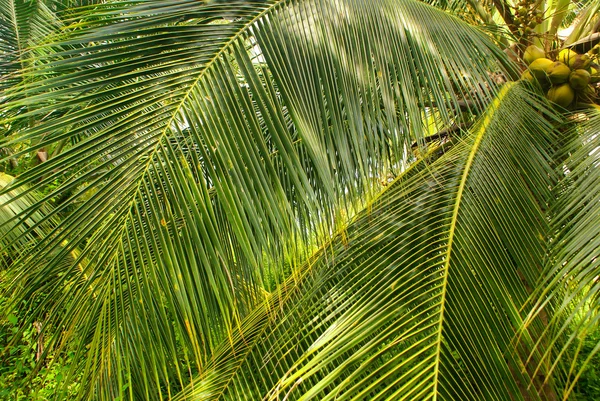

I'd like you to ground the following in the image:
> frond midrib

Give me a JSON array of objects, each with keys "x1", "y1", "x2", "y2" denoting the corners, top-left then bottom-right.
[
  {"x1": 431, "y1": 82, "x2": 516, "y2": 400},
  {"x1": 171, "y1": 140, "x2": 443, "y2": 401},
  {"x1": 99, "y1": 0, "x2": 292, "y2": 275},
  {"x1": 7, "y1": 0, "x2": 25, "y2": 71}
]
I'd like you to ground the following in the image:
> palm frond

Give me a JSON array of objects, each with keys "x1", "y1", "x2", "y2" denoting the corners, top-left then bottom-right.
[
  {"x1": 0, "y1": 0, "x2": 63, "y2": 92},
  {"x1": 0, "y1": 172, "x2": 59, "y2": 269},
  {"x1": 170, "y1": 82, "x2": 561, "y2": 401},
  {"x1": 563, "y1": 1, "x2": 600, "y2": 48},
  {"x1": 523, "y1": 110, "x2": 600, "y2": 400},
  {"x1": 0, "y1": 0, "x2": 521, "y2": 398}
]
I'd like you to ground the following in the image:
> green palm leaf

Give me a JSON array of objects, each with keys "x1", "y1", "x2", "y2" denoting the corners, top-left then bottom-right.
[
  {"x1": 0, "y1": 173, "x2": 59, "y2": 268},
  {"x1": 0, "y1": 0, "x2": 66, "y2": 95},
  {"x1": 1, "y1": 0, "x2": 572, "y2": 399},
  {"x1": 523, "y1": 109, "x2": 600, "y2": 400},
  {"x1": 172, "y1": 82, "x2": 560, "y2": 401}
]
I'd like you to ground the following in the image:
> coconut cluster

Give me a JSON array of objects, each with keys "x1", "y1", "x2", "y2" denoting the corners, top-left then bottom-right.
[
  {"x1": 521, "y1": 44, "x2": 600, "y2": 108},
  {"x1": 512, "y1": 0, "x2": 543, "y2": 36}
]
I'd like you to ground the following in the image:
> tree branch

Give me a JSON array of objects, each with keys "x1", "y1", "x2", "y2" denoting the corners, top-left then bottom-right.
[{"x1": 492, "y1": 0, "x2": 519, "y2": 37}]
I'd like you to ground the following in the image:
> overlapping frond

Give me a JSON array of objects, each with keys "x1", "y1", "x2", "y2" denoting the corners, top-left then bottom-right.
[
  {"x1": 523, "y1": 110, "x2": 600, "y2": 399},
  {"x1": 0, "y1": 0, "x2": 521, "y2": 399},
  {"x1": 168, "y1": 82, "x2": 560, "y2": 401},
  {"x1": 563, "y1": 1, "x2": 600, "y2": 48},
  {"x1": 0, "y1": 173, "x2": 58, "y2": 269},
  {"x1": 0, "y1": 0, "x2": 63, "y2": 92}
]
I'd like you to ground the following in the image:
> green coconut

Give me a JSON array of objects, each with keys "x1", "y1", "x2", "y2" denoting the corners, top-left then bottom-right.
[
  {"x1": 546, "y1": 62, "x2": 571, "y2": 84},
  {"x1": 547, "y1": 84, "x2": 575, "y2": 108},
  {"x1": 590, "y1": 66, "x2": 600, "y2": 83},
  {"x1": 528, "y1": 58, "x2": 554, "y2": 81},
  {"x1": 520, "y1": 69, "x2": 536, "y2": 83},
  {"x1": 558, "y1": 49, "x2": 578, "y2": 66},
  {"x1": 579, "y1": 85, "x2": 597, "y2": 103},
  {"x1": 569, "y1": 54, "x2": 592, "y2": 70},
  {"x1": 569, "y1": 69, "x2": 591, "y2": 91},
  {"x1": 523, "y1": 45, "x2": 545, "y2": 65}
]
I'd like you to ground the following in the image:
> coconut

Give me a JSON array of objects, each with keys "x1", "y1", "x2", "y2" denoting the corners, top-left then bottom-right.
[
  {"x1": 547, "y1": 84, "x2": 575, "y2": 108},
  {"x1": 590, "y1": 66, "x2": 600, "y2": 83},
  {"x1": 546, "y1": 62, "x2": 571, "y2": 84},
  {"x1": 520, "y1": 69, "x2": 536, "y2": 83},
  {"x1": 569, "y1": 69, "x2": 591, "y2": 91},
  {"x1": 569, "y1": 54, "x2": 592, "y2": 70},
  {"x1": 528, "y1": 58, "x2": 554, "y2": 81},
  {"x1": 558, "y1": 49, "x2": 578, "y2": 66},
  {"x1": 523, "y1": 45, "x2": 545, "y2": 65},
  {"x1": 579, "y1": 85, "x2": 597, "y2": 103}
]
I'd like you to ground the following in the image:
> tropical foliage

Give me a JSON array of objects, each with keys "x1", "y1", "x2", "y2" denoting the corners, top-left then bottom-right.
[{"x1": 1, "y1": 0, "x2": 600, "y2": 400}]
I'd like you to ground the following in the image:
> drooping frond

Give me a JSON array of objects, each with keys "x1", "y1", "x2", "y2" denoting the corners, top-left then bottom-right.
[
  {"x1": 0, "y1": 173, "x2": 58, "y2": 269},
  {"x1": 421, "y1": 0, "x2": 496, "y2": 27},
  {"x1": 0, "y1": 0, "x2": 520, "y2": 399},
  {"x1": 563, "y1": 1, "x2": 600, "y2": 48},
  {"x1": 0, "y1": 0, "x2": 62, "y2": 92},
  {"x1": 169, "y1": 82, "x2": 561, "y2": 401},
  {"x1": 523, "y1": 109, "x2": 600, "y2": 400}
]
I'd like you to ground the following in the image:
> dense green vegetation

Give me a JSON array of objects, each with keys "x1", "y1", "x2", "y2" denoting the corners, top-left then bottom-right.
[
  {"x1": 0, "y1": 281, "x2": 79, "y2": 400},
  {"x1": 1, "y1": 0, "x2": 600, "y2": 400}
]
